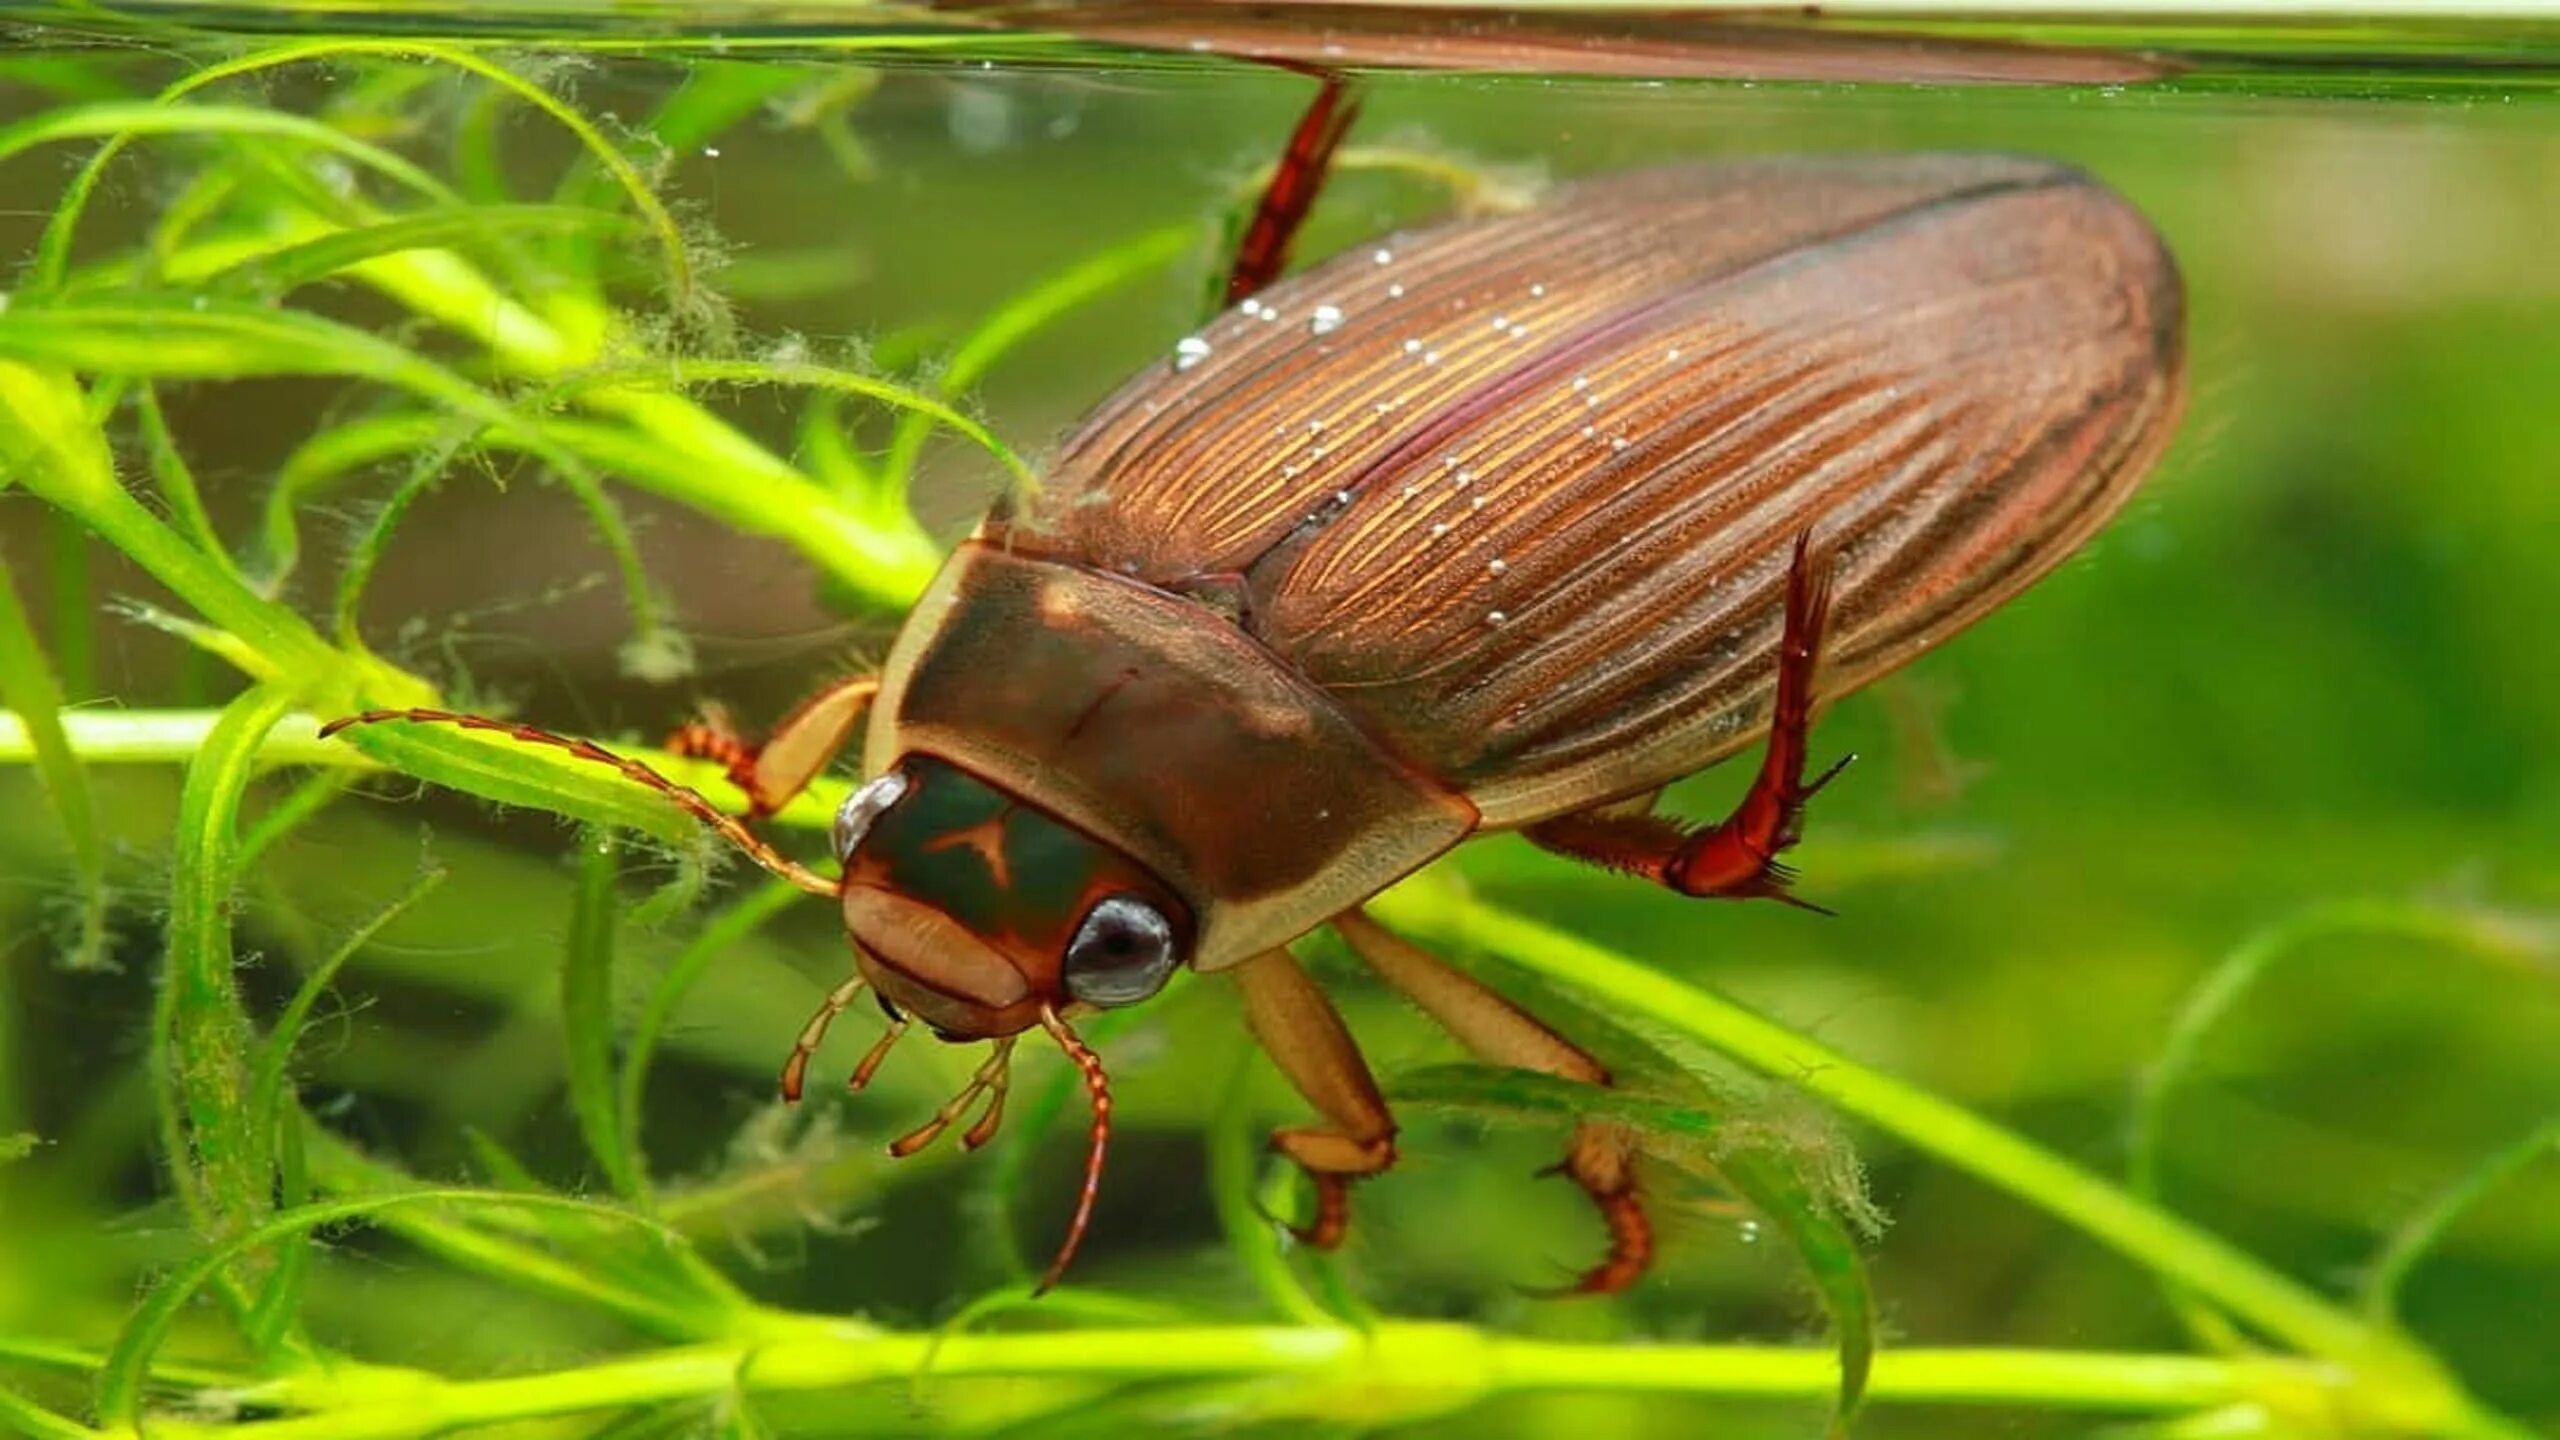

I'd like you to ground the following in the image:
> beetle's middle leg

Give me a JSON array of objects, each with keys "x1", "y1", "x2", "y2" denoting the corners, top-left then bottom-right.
[
  {"x1": 1525, "y1": 530, "x2": 1853, "y2": 911},
  {"x1": 1334, "y1": 909, "x2": 1651, "y2": 1295},
  {"x1": 667, "y1": 675, "x2": 877, "y2": 818},
  {"x1": 1228, "y1": 947, "x2": 1397, "y2": 1250}
]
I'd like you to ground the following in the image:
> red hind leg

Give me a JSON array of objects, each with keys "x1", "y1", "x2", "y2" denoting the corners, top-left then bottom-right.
[
  {"x1": 1334, "y1": 910, "x2": 1649, "y2": 1294},
  {"x1": 1526, "y1": 530, "x2": 1853, "y2": 912},
  {"x1": 1223, "y1": 70, "x2": 1362, "y2": 306}
]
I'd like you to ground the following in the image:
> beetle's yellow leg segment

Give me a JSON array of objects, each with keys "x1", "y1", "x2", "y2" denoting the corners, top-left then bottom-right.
[
  {"x1": 1334, "y1": 909, "x2": 1652, "y2": 1295},
  {"x1": 669, "y1": 675, "x2": 878, "y2": 818},
  {"x1": 1524, "y1": 530, "x2": 1851, "y2": 914},
  {"x1": 887, "y1": 1038, "x2": 1017, "y2": 1158},
  {"x1": 1229, "y1": 947, "x2": 1397, "y2": 1250}
]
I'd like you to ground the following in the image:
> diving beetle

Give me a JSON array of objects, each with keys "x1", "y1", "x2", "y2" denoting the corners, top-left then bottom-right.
[{"x1": 326, "y1": 75, "x2": 2185, "y2": 1294}]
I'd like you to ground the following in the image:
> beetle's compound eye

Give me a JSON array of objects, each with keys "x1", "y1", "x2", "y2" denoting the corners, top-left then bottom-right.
[
  {"x1": 1061, "y1": 895, "x2": 1178, "y2": 1008},
  {"x1": 832, "y1": 771, "x2": 909, "y2": 863}
]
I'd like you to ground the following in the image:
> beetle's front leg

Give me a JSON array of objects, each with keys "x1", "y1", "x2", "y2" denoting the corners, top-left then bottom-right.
[
  {"x1": 1525, "y1": 530, "x2": 1853, "y2": 911},
  {"x1": 1334, "y1": 910, "x2": 1651, "y2": 1295},
  {"x1": 668, "y1": 675, "x2": 877, "y2": 818},
  {"x1": 1228, "y1": 947, "x2": 1397, "y2": 1250}
]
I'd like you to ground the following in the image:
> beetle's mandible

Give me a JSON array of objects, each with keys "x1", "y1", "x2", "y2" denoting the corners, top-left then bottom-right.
[{"x1": 326, "y1": 75, "x2": 2184, "y2": 1295}]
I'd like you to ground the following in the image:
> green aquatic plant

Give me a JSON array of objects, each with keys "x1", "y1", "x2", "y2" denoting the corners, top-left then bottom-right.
[{"x1": 0, "y1": 36, "x2": 2550, "y2": 1440}]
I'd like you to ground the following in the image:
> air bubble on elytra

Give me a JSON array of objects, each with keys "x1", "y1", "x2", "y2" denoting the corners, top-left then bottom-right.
[
  {"x1": 1172, "y1": 336, "x2": 1211, "y2": 371},
  {"x1": 1487, "y1": 558, "x2": 1508, "y2": 576},
  {"x1": 1387, "y1": 282, "x2": 1406, "y2": 299},
  {"x1": 1239, "y1": 299, "x2": 1264, "y2": 319},
  {"x1": 1373, "y1": 247, "x2": 1394, "y2": 265},
  {"x1": 1530, "y1": 283, "x2": 1548, "y2": 298},
  {"x1": 1308, "y1": 304, "x2": 1345, "y2": 337},
  {"x1": 1403, "y1": 339, "x2": 1423, "y2": 355}
]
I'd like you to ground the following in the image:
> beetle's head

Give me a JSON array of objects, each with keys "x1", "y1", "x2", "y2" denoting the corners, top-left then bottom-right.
[{"x1": 828, "y1": 754, "x2": 1194, "y2": 1040}]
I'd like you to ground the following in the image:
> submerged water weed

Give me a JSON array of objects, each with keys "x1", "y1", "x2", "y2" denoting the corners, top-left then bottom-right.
[{"x1": 0, "y1": 33, "x2": 2549, "y2": 1440}]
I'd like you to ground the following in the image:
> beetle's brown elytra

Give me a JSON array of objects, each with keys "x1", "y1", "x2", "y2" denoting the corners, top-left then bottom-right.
[{"x1": 327, "y1": 73, "x2": 2185, "y2": 1296}]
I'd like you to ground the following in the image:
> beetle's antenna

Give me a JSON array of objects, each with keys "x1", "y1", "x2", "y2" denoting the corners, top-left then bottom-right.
[
  {"x1": 320, "y1": 709, "x2": 838, "y2": 897},
  {"x1": 780, "y1": 976, "x2": 868, "y2": 1103},
  {"x1": 887, "y1": 1037, "x2": 1018, "y2": 1157},
  {"x1": 1033, "y1": 1005, "x2": 1112, "y2": 1296}
]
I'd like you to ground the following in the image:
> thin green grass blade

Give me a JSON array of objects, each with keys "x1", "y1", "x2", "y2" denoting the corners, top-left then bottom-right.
[
  {"x1": 248, "y1": 864, "x2": 451, "y2": 1174},
  {"x1": 130, "y1": 384, "x2": 237, "y2": 580},
  {"x1": 95, "y1": 1189, "x2": 694, "y2": 1429},
  {"x1": 549, "y1": 357, "x2": 1035, "y2": 500},
  {"x1": 2363, "y1": 1116, "x2": 2560, "y2": 1322},
  {"x1": 242, "y1": 1100, "x2": 312, "y2": 1359},
  {"x1": 876, "y1": 220, "x2": 1194, "y2": 498},
  {"x1": 565, "y1": 828, "x2": 645, "y2": 1203},
  {"x1": 1391, "y1": 1064, "x2": 1877, "y2": 1432},
  {"x1": 235, "y1": 769, "x2": 358, "y2": 871},
  {"x1": 1362, "y1": 879, "x2": 2398, "y2": 1374},
  {"x1": 619, "y1": 877, "x2": 803, "y2": 1189},
  {"x1": 163, "y1": 40, "x2": 698, "y2": 308},
  {"x1": 0, "y1": 1383, "x2": 96, "y2": 1440},
  {"x1": 2129, "y1": 898, "x2": 2549, "y2": 1348},
  {"x1": 189, "y1": 205, "x2": 636, "y2": 300},
  {"x1": 0, "y1": 360, "x2": 340, "y2": 681},
  {"x1": 152, "y1": 680, "x2": 298, "y2": 1336},
  {"x1": 17, "y1": 102, "x2": 465, "y2": 291},
  {"x1": 1206, "y1": 1049, "x2": 1332, "y2": 1327},
  {"x1": 0, "y1": 296, "x2": 670, "y2": 664},
  {"x1": 0, "y1": 550, "x2": 110, "y2": 971}
]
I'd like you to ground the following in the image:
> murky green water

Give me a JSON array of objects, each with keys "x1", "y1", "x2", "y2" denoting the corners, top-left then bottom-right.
[{"x1": 1, "y1": 7, "x2": 2554, "y2": 1438}]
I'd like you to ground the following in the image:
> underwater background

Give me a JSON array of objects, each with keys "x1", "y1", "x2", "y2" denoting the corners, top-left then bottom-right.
[{"x1": 0, "y1": 6, "x2": 2554, "y2": 1437}]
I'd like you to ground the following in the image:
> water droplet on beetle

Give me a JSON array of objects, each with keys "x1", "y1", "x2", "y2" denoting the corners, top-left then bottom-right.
[
  {"x1": 1507, "y1": 325, "x2": 1529, "y2": 340},
  {"x1": 1240, "y1": 298, "x2": 1264, "y2": 318},
  {"x1": 1488, "y1": 558, "x2": 1508, "y2": 576},
  {"x1": 1486, "y1": 610, "x2": 1508, "y2": 626},
  {"x1": 1403, "y1": 338, "x2": 1423, "y2": 355},
  {"x1": 1172, "y1": 336, "x2": 1211, "y2": 371},
  {"x1": 1387, "y1": 282, "x2": 1406, "y2": 299},
  {"x1": 1739, "y1": 1220, "x2": 1762, "y2": 1244},
  {"x1": 1423, "y1": 350, "x2": 1442, "y2": 365},
  {"x1": 1373, "y1": 248, "x2": 1394, "y2": 266},
  {"x1": 1429, "y1": 522, "x2": 1449, "y2": 539},
  {"x1": 1309, "y1": 304, "x2": 1344, "y2": 337}
]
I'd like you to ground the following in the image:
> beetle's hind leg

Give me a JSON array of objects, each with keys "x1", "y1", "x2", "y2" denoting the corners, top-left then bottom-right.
[
  {"x1": 1526, "y1": 530, "x2": 1853, "y2": 911},
  {"x1": 668, "y1": 675, "x2": 877, "y2": 819},
  {"x1": 1222, "y1": 69, "x2": 1362, "y2": 306},
  {"x1": 1229, "y1": 948, "x2": 1397, "y2": 1250},
  {"x1": 1335, "y1": 910, "x2": 1650, "y2": 1295}
]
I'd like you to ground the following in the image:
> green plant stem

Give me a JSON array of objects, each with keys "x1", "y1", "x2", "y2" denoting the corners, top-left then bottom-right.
[
  {"x1": 1360, "y1": 880, "x2": 2474, "y2": 1418},
  {"x1": 137, "y1": 1327, "x2": 2339, "y2": 1440}
]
